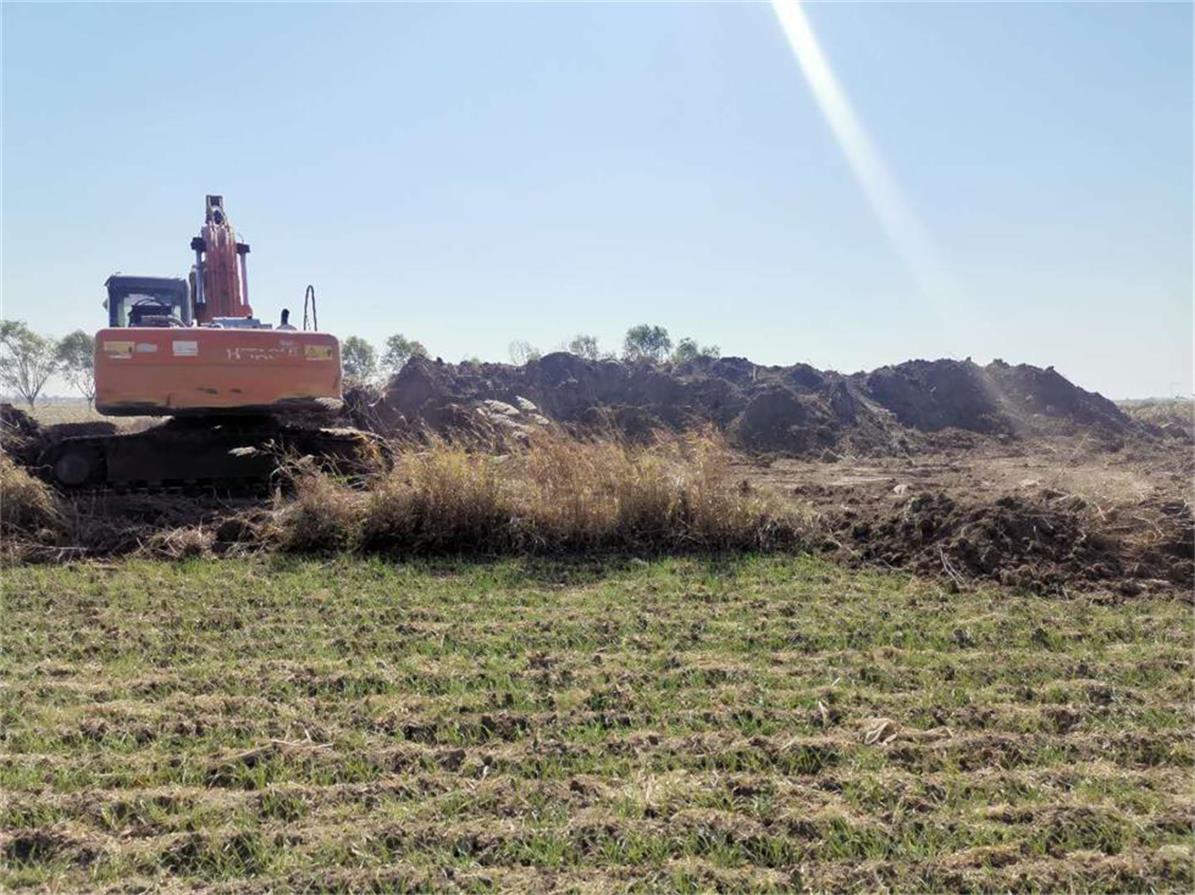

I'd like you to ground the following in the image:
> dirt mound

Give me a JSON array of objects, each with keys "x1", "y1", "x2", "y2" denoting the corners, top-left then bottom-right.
[
  {"x1": 982, "y1": 360, "x2": 1130, "y2": 435},
  {"x1": 1, "y1": 403, "x2": 44, "y2": 467},
  {"x1": 860, "y1": 360, "x2": 1008, "y2": 434},
  {"x1": 730, "y1": 388, "x2": 838, "y2": 454},
  {"x1": 823, "y1": 488, "x2": 1192, "y2": 596},
  {"x1": 358, "y1": 355, "x2": 1142, "y2": 456}
]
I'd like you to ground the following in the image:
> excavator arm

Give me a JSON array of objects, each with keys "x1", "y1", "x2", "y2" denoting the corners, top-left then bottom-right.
[{"x1": 191, "y1": 195, "x2": 254, "y2": 323}]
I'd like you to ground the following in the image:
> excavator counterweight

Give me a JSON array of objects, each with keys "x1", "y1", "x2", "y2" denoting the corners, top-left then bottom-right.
[{"x1": 94, "y1": 326, "x2": 341, "y2": 416}]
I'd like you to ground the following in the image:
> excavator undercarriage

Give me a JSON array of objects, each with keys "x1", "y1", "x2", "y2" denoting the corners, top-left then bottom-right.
[{"x1": 37, "y1": 418, "x2": 383, "y2": 491}]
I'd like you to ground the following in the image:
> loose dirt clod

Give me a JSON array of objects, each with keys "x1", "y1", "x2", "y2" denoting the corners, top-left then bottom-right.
[{"x1": 825, "y1": 489, "x2": 1192, "y2": 594}]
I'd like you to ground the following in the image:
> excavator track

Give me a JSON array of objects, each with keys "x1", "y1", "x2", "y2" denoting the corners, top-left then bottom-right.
[{"x1": 36, "y1": 416, "x2": 387, "y2": 493}]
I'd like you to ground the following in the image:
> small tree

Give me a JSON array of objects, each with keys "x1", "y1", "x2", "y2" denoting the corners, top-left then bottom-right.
[
  {"x1": 381, "y1": 333, "x2": 428, "y2": 376},
  {"x1": 341, "y1": 336, "x2": 377, "y2": 384},
  {"x1": 57, "y1": 330, "x2": 96, "y2": 406},
  {"x1": 567, "y1": 333, "x2": 602, "y2": 360},
  {"x1": 0, "y1": 320, "x2": 59, "y2": 409},
  {"x1": 671, "y1": 337, "x2": 720, "y2": 364},
  {"x1": 509, "y1": 340, "x2": 542, "y2": 365},
  {"x1": 622, "y1": 324, "x2": 672, "y2": 363}
]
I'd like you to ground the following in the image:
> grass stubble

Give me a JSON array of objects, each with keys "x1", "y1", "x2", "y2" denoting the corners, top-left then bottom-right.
[{"x1": 2, "y1": 554, "x2": 1192, "y2": 892}]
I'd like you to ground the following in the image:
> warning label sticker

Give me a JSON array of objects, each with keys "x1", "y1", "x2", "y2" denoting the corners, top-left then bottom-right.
[
  {"x1": 305, "y1": 345, "x2": 334, "y2": 361},
  {"x1": 172, "y1": 341, "x2": 199, "y2": 357},
  {"x1": 103, "y1": 341, "x2": 134, "y2": 357}
]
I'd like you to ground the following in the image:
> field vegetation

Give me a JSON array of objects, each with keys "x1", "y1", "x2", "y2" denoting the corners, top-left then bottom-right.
[
  {"x1": 273, "y1": 433, "x2": 799, "y2": 556},
  {"x1": 1119, "y1": 398, "x2": 1195, "y2": 440},
  {"x1": 1, "y1": 432, "x2": 803, "y2": 562},
  {"x1": 0, "y1": 453, "x2": 61, "y2": 538},
  {"x1": 3, "y1": 556, "x2": 1192, "y2": 892}
]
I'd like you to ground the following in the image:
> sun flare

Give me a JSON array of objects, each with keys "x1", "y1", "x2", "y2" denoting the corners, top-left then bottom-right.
[{"x1": 770, "y1": 0, "x2": 953, "y2": 301}]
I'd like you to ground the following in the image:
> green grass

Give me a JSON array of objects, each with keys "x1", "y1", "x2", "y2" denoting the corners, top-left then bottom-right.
[{"x1": 2, "y1": 556, "x2": 1192, "y2": 892}]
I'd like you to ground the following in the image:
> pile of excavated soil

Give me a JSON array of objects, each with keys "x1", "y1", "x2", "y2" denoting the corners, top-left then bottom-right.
[
  {"x1": 746, "y1": 436, "x2": 1193, "y2": 598},
  {"x1": 353, "y1": 354, "x2": 1160, "y2": 456},
  {"x1": 0, "y1": 404, "x2": 46, "y2": 467},
  {"x1": 822, "y1": 489, "x2": 1192, "y2": 596}
]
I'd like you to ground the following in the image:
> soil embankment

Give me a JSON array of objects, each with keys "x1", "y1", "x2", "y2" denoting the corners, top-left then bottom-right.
[{"x1": 355, "y1": 354, "x2": 1153, "y2": 455}]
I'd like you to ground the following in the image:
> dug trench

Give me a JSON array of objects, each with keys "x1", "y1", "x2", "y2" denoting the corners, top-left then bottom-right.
[{"x1": 2, "y1": 353, "x2": 1191, "y2": 598}]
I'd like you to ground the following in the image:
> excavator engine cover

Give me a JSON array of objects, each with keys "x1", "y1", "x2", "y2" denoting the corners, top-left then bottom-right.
[{"x1": 95, "y1": 326, "x2": 341, "y2": 416}]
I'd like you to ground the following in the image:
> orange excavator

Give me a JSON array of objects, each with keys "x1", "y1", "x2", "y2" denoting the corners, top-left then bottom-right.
[{"x1": 40, "y1": 196, "x2": 375, "y2": 488}]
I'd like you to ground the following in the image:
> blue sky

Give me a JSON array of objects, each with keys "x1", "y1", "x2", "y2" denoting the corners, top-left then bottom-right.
[{"x1": 2, "y1": 1, "x2": 1190, "y2": 398}]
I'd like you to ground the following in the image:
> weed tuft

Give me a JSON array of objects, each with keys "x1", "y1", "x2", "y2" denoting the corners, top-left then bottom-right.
[{"x1": 271, "y1": 457, "x2": 366, "y2": 553}]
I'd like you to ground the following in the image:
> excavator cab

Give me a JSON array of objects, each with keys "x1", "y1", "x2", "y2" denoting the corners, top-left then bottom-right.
[{"x1": 105, "y1": 276, "x2": 190, "y2": 327}]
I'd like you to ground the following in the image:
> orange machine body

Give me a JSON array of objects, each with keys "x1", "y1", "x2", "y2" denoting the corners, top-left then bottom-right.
[{"x1": 95, "y1": 327, "x2": 341, "y2": 416}]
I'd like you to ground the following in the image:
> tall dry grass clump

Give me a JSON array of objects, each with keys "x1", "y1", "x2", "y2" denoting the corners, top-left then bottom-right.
[
  {"x1": 271, "y1": 458, "x2": 366, "y2": 553},
  {"x1": 0, "y1": 453, "x2": 61, "y2": 536},
  {"x1": 362, "y1": 445, "x2": 509, "y2": 552},
  {"x1": 273, "y1": 432, "x2": 804, "y2": 555}
]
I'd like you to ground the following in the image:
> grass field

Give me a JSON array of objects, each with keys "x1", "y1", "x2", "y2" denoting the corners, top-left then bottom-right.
[
  {"x1": 2, "y1": 556, "x2": 1192, "y2": 892},
  {"x1": 23, "y1": 403, "x2": 106, "y2": 427}
]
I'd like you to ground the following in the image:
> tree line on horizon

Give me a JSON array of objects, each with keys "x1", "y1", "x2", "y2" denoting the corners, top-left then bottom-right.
[{"x1": 339, "y1": 325, "x2": 719, "y2": 385}]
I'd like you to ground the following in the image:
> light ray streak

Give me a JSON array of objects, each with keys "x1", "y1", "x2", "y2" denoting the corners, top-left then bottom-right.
[{"x1": 770, "y1": 0, "x2": 953, "y2": 300}]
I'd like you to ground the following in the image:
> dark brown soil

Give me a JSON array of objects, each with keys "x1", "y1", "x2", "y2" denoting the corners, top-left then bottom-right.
[
  {"x1": 352, "y1": 354, "x2": 1168, "y2": 456},
  {"x1": 825, "y1": 489, "x2": 1191, "y2": 595},
  {"x1": 745, "y1": 437, "x2": 1193, "y2": 596},
  {"x1": 0, "y1": 403, "x2": 46, "y2": 467}
]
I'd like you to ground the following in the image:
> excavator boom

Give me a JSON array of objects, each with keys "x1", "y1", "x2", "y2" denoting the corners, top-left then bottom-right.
[{"x1": 192, "y1": 194, "x2": 253, "y2": 323}]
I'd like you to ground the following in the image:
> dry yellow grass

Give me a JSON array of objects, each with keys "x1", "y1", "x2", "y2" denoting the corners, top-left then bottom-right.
[
  {"x1": 272, "y1": 432, "x2": 803, "y2": 555},
  {"x1": 27, "y1": 400, "x2": 157, "y2": 432},
  {"x1": 1120, "y1": 397, "x2": 1195, "y2": 439},
  {"x1": 0, "y1": 452, "x2": 61, "y2": 539},
  {"x1": 24, "y1": 401, "x2": 105, "y2": 426}
]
